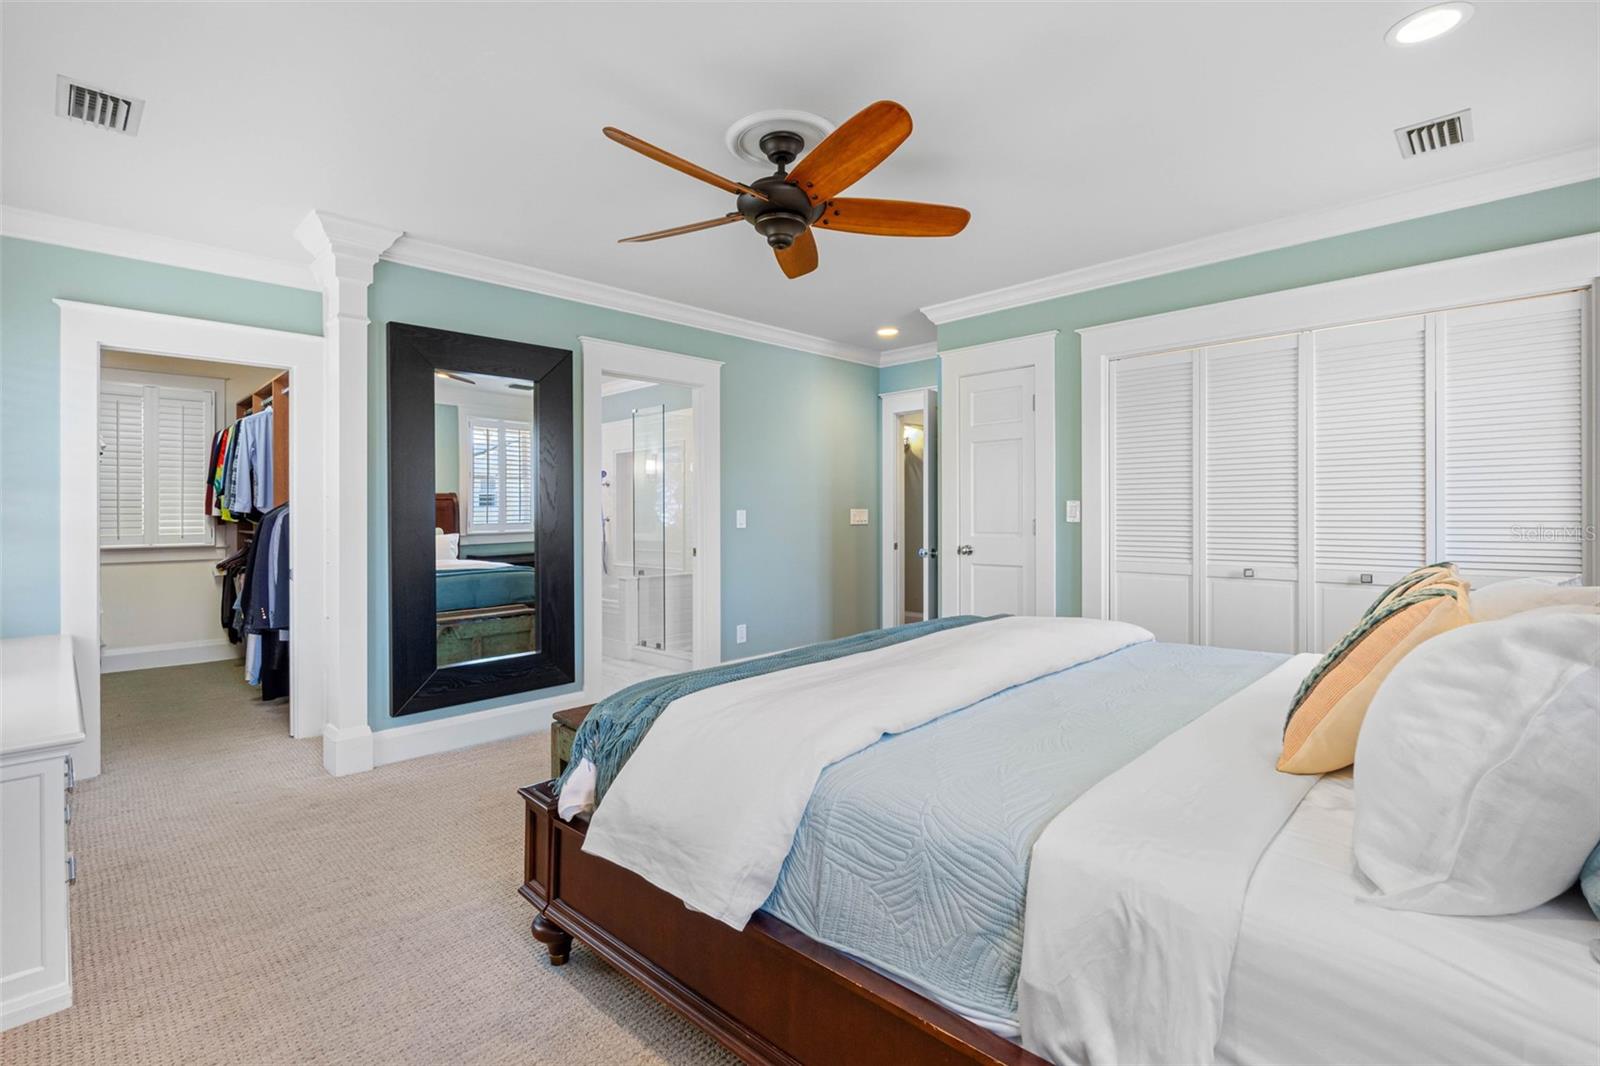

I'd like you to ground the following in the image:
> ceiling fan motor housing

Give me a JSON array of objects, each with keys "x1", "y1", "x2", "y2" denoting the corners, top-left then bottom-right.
[{"x1": 738, "y1": 170, "x2": 823, "y2": 249}]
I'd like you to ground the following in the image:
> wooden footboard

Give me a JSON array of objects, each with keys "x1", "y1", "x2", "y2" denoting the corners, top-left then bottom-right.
[{"x1": 520, "y1": 781, "x2": 1046, "y2": 1066}]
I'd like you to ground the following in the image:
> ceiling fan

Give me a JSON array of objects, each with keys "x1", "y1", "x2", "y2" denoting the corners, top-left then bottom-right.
[{"x1": 603, "y1": 100, "x2": 970, "y2": 279}]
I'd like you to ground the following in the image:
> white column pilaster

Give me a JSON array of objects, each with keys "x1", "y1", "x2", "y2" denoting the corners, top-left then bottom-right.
[{"x1": 295, "y1": 211, "x2": 402, "y2": 776}]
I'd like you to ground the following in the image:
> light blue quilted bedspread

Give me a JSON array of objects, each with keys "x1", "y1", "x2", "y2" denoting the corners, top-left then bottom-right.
[{"x1": 761, "y1": 641, "x2": 1286, "y2": 1035}]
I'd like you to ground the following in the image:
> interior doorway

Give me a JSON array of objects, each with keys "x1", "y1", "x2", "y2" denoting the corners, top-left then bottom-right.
[
  {"x1": 58, "y1": 302, "x2": 325, "y2": 780},
  {"x1": 580, "y1": 337, "x2": 722, "y2": 704},
  {"x1": 881, "y1": 388, "x2": 938, "y2": 627}
]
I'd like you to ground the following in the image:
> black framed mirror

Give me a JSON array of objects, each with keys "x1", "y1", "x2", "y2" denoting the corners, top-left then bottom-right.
[{"x1": 388, "y1": 322, "x2": 574, "y2": 716}]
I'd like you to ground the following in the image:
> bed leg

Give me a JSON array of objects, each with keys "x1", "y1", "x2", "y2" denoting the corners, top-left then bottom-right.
[{"x1": 531, "y1": 911, "x2": 572, "y2": 965}]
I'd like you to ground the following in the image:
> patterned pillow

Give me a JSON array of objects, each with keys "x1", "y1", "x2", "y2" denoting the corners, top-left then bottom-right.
[
  {"x1": 1581, "y1": 842, "x2": 1600, "y2": 922},
  {"x1": 1365, "y1": 562, "x2": 1458, "y2": 618},
  {"x1": 1278, "y1": 582, "x2": 1471, "y2": 774}
]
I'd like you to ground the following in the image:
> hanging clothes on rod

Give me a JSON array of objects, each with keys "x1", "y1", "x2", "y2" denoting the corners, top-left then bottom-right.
[
  {"x1": 221, "y1": 502, "x2": 290, "y2": 700},
  {"x1": 209, "y1": 405, "x2": 275, "y2": 521}
]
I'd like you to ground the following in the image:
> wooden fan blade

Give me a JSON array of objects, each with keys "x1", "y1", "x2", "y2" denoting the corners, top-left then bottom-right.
[
  {"x1": 603, "y1": 127, "x2": 766, "y2": 200},
  {"x1": 775, "y1": 228, "x2": 818, "y2": 279},
  {"x1": 816, "y1": 198, "x2": 970, "y2": 237},
  {"x1": 785, "y1": 101, "x2": 912, "y2": 206},
  {"x1": 618, "y1": 213, "x2": 744, "y2": 243}
]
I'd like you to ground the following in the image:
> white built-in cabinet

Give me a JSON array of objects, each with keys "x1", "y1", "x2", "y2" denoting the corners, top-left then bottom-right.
[{"x1": 1107, "y1": 288, "x2": 1590, "y2": 653}]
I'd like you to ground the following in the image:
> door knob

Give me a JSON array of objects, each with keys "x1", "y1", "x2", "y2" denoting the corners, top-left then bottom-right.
[
  {"x1": 917, "y1": 547, "x2": 937, "y2": 559},
  {"x1": 956, "y1": 545, "x2": 975, "y2": 556}
]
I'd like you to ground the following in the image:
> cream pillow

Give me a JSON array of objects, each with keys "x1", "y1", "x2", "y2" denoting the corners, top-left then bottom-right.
[
  {"x1": 435, "y1": 532, "x2": 459, "y2": 560},
  {"x1": 1354, "y1": 606, "x2": 1600, "y2": 915},
  {"x1": 1278, "y1": 582, "x2": 1470, "y2": 774},
  {"x1": 1470, "y1": 577, "x2": 1598, "y2": 622}
]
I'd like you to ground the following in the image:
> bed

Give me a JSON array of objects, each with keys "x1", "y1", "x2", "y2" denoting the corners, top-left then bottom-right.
[
  {"x1": 434, "y1": 493, "x2": 537, "y2": 665},
  {"x1": 520, "y1": 615, "x2": 1599, "y2": 1065}
]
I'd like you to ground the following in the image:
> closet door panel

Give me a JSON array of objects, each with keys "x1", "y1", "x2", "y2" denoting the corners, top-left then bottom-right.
[
  {"x1": 1312, "y1": 316, "x2": 1428, "y2": 649},
  {"x1": 1442, "y1": 291, "x2": 1586, "y2": 583},
  {"x1": 1204, "y1": 335, "x2": 1300, "y2": 651},
  {"x1": 1110, "y1": 351, "x2": 1195, "y2": 643}
]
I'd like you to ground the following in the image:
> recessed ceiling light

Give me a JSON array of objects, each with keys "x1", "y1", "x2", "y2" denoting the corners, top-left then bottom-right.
[
  {"x1": 876, "y1": 327, "x2": 900, "y2": 339},
  {"x1": 1386, "y1": 2, "x2": 1474, "y2": 46}
]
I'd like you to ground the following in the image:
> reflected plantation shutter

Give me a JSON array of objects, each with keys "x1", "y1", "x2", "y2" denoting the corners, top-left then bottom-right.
[
  {"x1": 1443, "y1": 291, "x2": 1586, "y2": 577},
  {"x1": 99, "y1": 383, "x2": 147, "y2": 544},
  {"x1": 1313, "y1": 317, "x2": 1428, "y2": 575},
  {"x1": 504, "y1": 424, "x2": 533, "y2": 527},
  {"x1": 467, "y1": 417, "x2": 535, "y2": 533}
]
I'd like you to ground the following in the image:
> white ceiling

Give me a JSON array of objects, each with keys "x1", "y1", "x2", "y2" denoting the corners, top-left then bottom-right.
[{"x1": 4, "y1": 2, "x2": 1597, "y2": 351}]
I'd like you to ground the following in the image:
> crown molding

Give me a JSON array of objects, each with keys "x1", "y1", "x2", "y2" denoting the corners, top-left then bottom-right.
[
  {"x1": 384, "y1": 236, "x2": 879, "y2": 366},
  {"x1": 1, "y1": 204, "x2": 316, "y2": 291},
  {"x1": 1, "y1": 203, "x2": 877, "y2": 367},
  {"x1": 878, "y1": 341, "x2": 939, "y2": 367},
  {"x1": 920, "y1": 145, "x2": 1600, "y2": 326}
]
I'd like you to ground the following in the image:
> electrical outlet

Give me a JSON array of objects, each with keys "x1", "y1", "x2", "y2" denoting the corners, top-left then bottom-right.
[
  {"x1": 736, "y1": 509, "x2": 747, "y2": 529},
  {"x1": 735, "y1": 624, "x2": 747, "y2": 644},
  {"x1": 1065, "y1": 499, "x2": 1082, "y2": 523},
  {"x1": 849, "y1": 508, "x2": 869, "y2": 526}
]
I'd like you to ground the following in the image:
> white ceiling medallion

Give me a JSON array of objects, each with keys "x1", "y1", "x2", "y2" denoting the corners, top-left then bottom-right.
[{"x1": 724, "y1": 110, "x2": 836, "y2": 167}]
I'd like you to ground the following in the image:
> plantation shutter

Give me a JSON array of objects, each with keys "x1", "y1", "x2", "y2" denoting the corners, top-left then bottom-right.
[
  {"x1": 504, "y1": 423, "x2": 533, "y2": 527},
  {"x1": 156, "y1": 389, "x2": 216, "y2": 544},
  {"x1": 99, "y1": 382, "x2": 148, "y2": 545},
  {"x1": 1205, "y1": 336, "x2": 1299, "y2": 568},
  {"x1": 1313, "y1": 316, "x2": 1428, "y2": 576},
  {"x1": 470, "y1": 420, "x2": 501, "y2": 529},
  {"x1": 1442, "y1": 291, "x2": 1586, "y2": 577}
]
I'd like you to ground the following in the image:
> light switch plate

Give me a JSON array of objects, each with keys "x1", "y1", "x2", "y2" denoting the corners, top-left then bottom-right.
[
  {"x1": 849, "y1": 508, "x2": 869, "y2": 526},
  {"x1": 735, "y1": 624, "x2": 747, "y2": 644},
  {"x1": 735, "y1": 509, "x2": 747, "y2": 529},
  {"x1": 1064, "y1": 500, "x2": 1082, "y2": 523}
]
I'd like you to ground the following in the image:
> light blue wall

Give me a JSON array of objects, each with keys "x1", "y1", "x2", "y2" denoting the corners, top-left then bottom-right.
[
  {"x1": 433, "y1": 403, "x2": 459, "y2": 492},
  {"x1": 931, "y1": 178, "x2": 1600, "y2": 618},
  {"x1": 877, "y1": 359, "x2": 938, "y2": 395},
  {"x1": 367, "y1": 261, "x2": 878, "y2": 730},
  {"x1": 0, "y1": 237, "x2": 321, "y2": 637}
]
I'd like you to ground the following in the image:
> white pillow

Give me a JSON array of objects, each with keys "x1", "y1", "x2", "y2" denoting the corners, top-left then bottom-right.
[
  {"x1": 1354, "y1": 605, "x2": 1600, "y2": 916},
  {"x1": 435, "y1": 532, "x2": 459, "y2": 560},
  {"x1": 1470, "y1": 577, "x2": 1599, "y2": 621}
]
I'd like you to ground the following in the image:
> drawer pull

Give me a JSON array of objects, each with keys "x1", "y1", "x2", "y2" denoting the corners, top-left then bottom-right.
[
  {"x1": 1359, "y1": 573, "x2": 1374, "y2": 585},
  {"x1": 64, "y1": 754, "x2": 76, "y2": 792},
  {"x1": 66, "y1": 854, "x2": 78, "y2": 886}
]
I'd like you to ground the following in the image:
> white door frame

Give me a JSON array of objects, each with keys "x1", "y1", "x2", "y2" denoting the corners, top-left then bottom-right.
[
  {"x1": 579, "y1": 337, "x2": 722, "y2": 691},
  {"x1": 56, "y1": 300, "x2": 326, "y2": 779},
  {"x1": 1080, "y1": 232, "x2": 1600, "y2": 621},
  {"x1": 938, "y1": 331, "x2": 1058, "y2": 617},
  {"x1": 880, "y1": 387, "x2": 936, "y2": 626}
]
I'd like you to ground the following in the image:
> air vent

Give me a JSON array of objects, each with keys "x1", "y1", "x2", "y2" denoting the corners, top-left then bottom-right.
[
  {"x1": 55, "y1": 75, "x2": 144, "y2": 135},
  {"x1": 1395, "y1": 109, "x2": 1472, "y2": 158}
]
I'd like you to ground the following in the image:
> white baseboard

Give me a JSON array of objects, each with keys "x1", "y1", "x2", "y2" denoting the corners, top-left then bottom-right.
[
  {"x1": 100, "y1": 638, "x2": 240, "y2": 674},
  {"x1": 322, "y1": 723, "x2": 374, "y2": 777},
  {"x1": 370, "y1": 688, "x2": 592, "y2": 769}
]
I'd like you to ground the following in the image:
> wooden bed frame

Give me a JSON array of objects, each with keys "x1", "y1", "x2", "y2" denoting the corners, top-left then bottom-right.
[{"x1": 520, "y1": 777, "x2": 1049, "y2": 1065}]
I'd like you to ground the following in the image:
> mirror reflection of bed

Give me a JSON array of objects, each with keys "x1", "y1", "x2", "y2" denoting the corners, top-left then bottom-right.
[
  {"x1": 433, "y1": 369, "x2": 539, "y2": 668},
  {"x1": 598, "y1": 374, "x2": 696, "y2": 698}
]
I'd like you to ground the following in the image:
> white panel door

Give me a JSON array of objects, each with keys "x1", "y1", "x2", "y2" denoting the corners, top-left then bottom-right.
[
  {"x1": 1204, "y1": 335, "x2": 1301, "y2": 652},
  {"x1": 1312, "y1": 315, "x2": 1429, "y2": 649},
  {"x1": 1442, "y1": 291, "x2": 1587, "y2": 585},
  {"x1": 955, "y1": 366, "x2": 1035, "y2": 616},
  {"x1": 1110, "y1": 351, "x2": 1194, "y2": 643}
]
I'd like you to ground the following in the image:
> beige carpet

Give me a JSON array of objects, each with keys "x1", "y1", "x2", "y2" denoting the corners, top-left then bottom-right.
[{"x1": 0, "y1": 661, "x2": 737, "y2": 1065}]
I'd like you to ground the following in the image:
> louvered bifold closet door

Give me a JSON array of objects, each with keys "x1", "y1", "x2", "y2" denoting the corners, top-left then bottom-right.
[
  {"x1": 1312, "y1": 315, "x2": 1429, "y2": 649},
  {"x1": 1110, "y1": 350, "x2": 1195, "y2": 643},
  {"x1": 98, "y1": 382, "x2": 147, "y2": 545},
  {"x1": 155, "y1": 389, "x2": 215, "y2": 544},
  {"x1": 1443, "y1": 290, "x2": 1587, "y2": 584},
  {"x1": 1204, "y1": 335, "x2": 1301, "y2": 652}
]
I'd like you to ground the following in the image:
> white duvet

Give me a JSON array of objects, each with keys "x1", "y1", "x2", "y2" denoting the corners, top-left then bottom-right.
[
  {"x1": 1019, "y1": 653, "x2": 1322, "y2": 1065},
  {"x1": 581, "y1": 616, "x2": 1153, "y2": 930}
]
